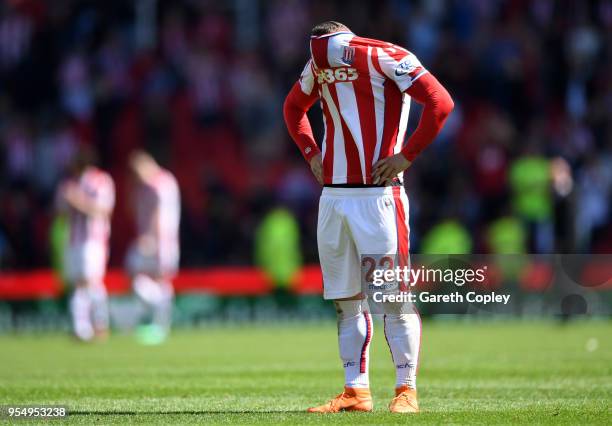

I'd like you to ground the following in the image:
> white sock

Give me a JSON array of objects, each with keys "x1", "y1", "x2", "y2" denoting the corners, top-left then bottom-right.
[
  {"x1": 384, "y1": 309, "x2": 421, "y2": 389},
  {"x1": 152, "y1": 280, "x2": 173, "y2": 331},
  {"x1": 335, "y1": 299, "x2": 372, "y2": 389},
  {"x1": 133, "y1": 274, "x2": 174, "y2": 331},
  {"x1": 70, "y1": 287, "x2": 93, "y2": 341},
  {"x1": 89, "y1": 283, "x2": 109, "y2": 332}
]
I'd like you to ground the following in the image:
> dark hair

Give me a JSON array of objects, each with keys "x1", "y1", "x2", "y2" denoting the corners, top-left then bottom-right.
[
  {"x1": 69, "y1": 145, "x2": 97, "y2": 175},
  {"x1": 311, "y1": 21, "x2": 350, "y2": 37}
]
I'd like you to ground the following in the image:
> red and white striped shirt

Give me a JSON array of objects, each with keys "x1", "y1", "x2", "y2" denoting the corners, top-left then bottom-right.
[
  {"x1": 294, "y1": 31, "x2": 428, "y2": 184},
  {"x1": 135, "y1": 169, "x2": 180, "y2": 249},
  {"x1": 64, "y1": 167, "x2": 115, "y2": 247}
]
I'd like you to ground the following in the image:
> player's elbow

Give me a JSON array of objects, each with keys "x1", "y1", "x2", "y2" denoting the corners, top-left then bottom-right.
[
  {"x1": 446, "y1": 95, "x2": 455, "y2": 115},
  {"x1": 441, "y1": 89, "x2": 454, "y2": 114},
  {"x1": 436, "y1": 91, "x2": 454, "y2": 121}
]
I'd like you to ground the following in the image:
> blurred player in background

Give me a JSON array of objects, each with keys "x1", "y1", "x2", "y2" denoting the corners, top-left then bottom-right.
[
  {"x1": 126, "y1": 150, "x2": 180, "y2": 345},
  {"x1": 284, "y1": 22, "x2": 453, "y2": 413},
  {"x1": 56, "y1": 149, "x2": 115, "y2": 342}
]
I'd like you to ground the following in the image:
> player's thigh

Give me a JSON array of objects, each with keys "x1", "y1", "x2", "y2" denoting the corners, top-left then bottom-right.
[
  {"x1": 82, "y1": 243, "x2": 107, "y2": 283},
  {"x1": 317, "y1": 197, "x2": 361, "y2": 300},
  {"x1": 346, "y1": 193, "x2": 401, "y2": 257}
]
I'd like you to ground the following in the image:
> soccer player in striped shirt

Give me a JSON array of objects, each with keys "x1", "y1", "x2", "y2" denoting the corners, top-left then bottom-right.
[
  {"x1": 284, "y1": 21, "x2": 454, "y2": 413},
  {"x1": 56, "y1": 150, "x2": 115, "y2": 342},
  {"x1": 126, "y1": 151, "x2": 180, "y2": 344}
]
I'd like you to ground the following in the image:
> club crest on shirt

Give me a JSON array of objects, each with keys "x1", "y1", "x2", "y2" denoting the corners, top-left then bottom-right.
[
  {"x1": 395, "y1": 57, "x2": 417, "y2": 76},
  {"x1": 342, "y1": 46, "x2": 355, "y2": 65}
]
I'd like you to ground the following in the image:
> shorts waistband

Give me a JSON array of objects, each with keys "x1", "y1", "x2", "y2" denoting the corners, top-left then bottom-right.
[
  {"x1": 323, "y1": 178, "x2": 402, "y2": 189},
  {"x1": 321, "y1": 186, "x2": 402, "y2": 197}
]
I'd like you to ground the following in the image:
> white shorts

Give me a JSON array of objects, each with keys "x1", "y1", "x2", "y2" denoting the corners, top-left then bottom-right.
[
  {"x1": 65, "y1": 242, "x2": 108, "y2": 284},
  {"x1": 317, "y1": 186, "x2": 410, "y2": 300},
  {"x1": 126, "y1": 242, "x2": 179, "y2": 278}
]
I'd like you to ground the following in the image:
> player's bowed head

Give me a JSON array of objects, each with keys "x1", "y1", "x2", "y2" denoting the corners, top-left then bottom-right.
[
  {"x1": 129, "y1": 150, "x2": 161, "y2": 185},
  {"x1": 310, "y1": 21, "x2": 352, "y2": 37}
]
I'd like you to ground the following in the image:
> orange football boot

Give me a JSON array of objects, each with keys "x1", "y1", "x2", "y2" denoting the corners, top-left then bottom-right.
[
  {"x1": 389, "y1": 385, "x2": 419, "y2": 413},
  {"x1": 307, "y1": 386, "x2": 373, "y2": 413}
]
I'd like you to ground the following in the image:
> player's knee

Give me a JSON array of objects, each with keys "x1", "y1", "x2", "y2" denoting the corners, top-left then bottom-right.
[
  {"x1": 334, "y1": 298, "x2": 368, "y2": 321},
  {"x1": 385, "y1": 313, "x2": 420, "y2": 334}
]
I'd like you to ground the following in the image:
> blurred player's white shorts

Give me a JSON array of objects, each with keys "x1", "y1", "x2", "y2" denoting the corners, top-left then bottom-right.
[
  {"x1": 317, "y1": 186, "x2": 410, "y2": 300},
  {"x1": 126, "y1": 242, "x2": 179, "y2": 278},
  {"x1": 65, "y1": 242, "x2": 108, "y2": 284}
]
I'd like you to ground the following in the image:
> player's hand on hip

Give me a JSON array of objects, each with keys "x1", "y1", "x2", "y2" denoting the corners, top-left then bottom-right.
[
  {"x1": 309, "y1": 153, "x2": 323, "y2": 185},
  {"x1": 373, "y1": 153, "x2": 412, "y2": 185}
]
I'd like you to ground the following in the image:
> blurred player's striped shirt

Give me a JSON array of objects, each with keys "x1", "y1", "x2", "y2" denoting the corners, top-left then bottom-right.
[
  {"x1": 67, "y1": 167, "x2": 115, "y2": 247},
  {"x1": 299, "y1": 31, "x2": 428, "y2": 184},
  {"x1": 135, "y1": 169, "x2": 180, "y2": 250}
]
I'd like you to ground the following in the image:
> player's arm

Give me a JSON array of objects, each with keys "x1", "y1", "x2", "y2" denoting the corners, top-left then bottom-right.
[
  {"x1": 97, "y1": 176, "x2": 116, "y2": 217},
  {"x1": 64, "y1": 176, "x2": 115, "y2": 217},
  {"x1": 400, "y1": 72, "x2": 454, "y2": 162},
  {"x1": 283, "y1": 60, "x2": 323, "y2": 184},
  {"x1": 373, "y1": 50, "x2": 454, "y2": 183},
  {"x1": 60, "y1": 182, "x2": 94, "y2": 215},
  {"x1": 63, "y1": 188, "x2": 111, "y2": 217}
]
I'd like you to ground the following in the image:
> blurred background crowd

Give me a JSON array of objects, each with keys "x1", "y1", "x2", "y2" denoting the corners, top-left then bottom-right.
[{"x1": 0, "y1": 0, "x2": 610, "y2": 272}]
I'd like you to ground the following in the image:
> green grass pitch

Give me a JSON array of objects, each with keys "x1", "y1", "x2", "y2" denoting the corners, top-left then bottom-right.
[{"x1": 0, "y1": 320, "x2": 610, "y2": 424}]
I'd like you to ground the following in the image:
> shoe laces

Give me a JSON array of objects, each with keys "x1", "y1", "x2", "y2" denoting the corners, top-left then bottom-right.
[
  {"x1": 393, "y1": 391, "x2": 416, "y2": 406},
  {"x1": 328, "y1": 391, "x2": 348, "y2": 410}
]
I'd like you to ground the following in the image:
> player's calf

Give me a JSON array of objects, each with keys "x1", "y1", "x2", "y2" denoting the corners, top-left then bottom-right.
[
  {"x1": 308, "y1": 298, "x2": 373, "y2": 413},
  {"x1": 335, "y1": 299, "x2": 372, "y2": 389}
]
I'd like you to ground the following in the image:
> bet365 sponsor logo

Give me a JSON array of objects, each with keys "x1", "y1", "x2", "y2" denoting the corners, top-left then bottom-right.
[{"x1": 317, "y1": 67, "x2": 358, "y2": 84}]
